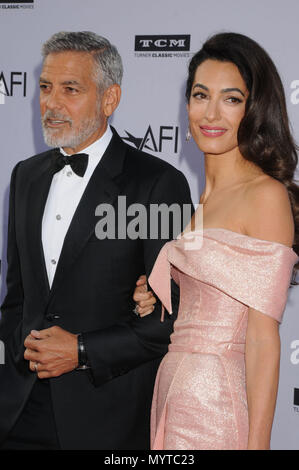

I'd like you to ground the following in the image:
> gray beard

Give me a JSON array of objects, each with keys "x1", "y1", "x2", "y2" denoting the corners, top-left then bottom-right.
[{"x1": 41, "y1": 111, "x2": 101, "y2": 150}]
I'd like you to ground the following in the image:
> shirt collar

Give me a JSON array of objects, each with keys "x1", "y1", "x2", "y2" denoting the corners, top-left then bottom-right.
[{"x1": 59, "y1": 125, "x2": 113, "y2": 165}]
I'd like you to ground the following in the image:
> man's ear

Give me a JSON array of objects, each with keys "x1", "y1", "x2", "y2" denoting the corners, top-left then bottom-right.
[{"x1": 102, "y1": 84, "x2": 121, "y2": 117}]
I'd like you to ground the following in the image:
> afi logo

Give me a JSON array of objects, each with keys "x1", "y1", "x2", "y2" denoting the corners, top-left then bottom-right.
[
  {"x1": 122, "y1": 125, "x2": 179, "y2": 154},
  {"x1": 0, "y1": 71, "x2": 27, "y2": 104},
  {"x1": 135, "y1": 35, "x2": 190, "y2": 52},
  {"x1": 0, "y1": 79, "x2": 5, "y2": 105}
]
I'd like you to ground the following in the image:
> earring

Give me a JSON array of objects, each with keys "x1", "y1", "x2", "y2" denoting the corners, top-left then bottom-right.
[{"x1": 186, "y1": 127, "x2": 191, "y2": 142}]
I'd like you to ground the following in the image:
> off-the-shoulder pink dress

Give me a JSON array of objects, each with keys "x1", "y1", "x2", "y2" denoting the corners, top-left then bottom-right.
[{"x1": 148, "y1": 228, "x2": 298, "y2": 450}]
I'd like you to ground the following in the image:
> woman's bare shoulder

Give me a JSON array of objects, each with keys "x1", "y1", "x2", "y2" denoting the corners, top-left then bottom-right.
[{"x1": 242, "y1": 175, "x2": 294, "y2": 247}]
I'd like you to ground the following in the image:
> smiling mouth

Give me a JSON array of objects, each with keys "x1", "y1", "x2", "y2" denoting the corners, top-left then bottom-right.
[
  {"x1": 200, "y1": 126, "x2": 227, "y2": 137},
  {"x1": 46, "y1": 119, "x2": 70, "y2": 127}
]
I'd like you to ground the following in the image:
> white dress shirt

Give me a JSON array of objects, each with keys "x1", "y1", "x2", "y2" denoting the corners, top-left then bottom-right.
[{"x1": 42, "y1": 126, "x2": 113, "y2": 288}]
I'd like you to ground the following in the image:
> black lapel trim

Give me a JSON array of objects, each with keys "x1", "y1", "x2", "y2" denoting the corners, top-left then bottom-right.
[
  {"x1": 47, "y1": 129, "x2": 127, "y2": 301},
  {"x1": 26, "y1": 150, "x2": 54, "y2": 299}
]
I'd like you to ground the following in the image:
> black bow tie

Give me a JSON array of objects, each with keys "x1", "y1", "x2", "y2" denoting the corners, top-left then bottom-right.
[{"x1": 52, "y1": 149, "x2": 89, "y2": 177}]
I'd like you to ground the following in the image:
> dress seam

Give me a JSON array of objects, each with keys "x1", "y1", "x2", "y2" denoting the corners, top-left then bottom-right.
[
  {"x1": 231, "y1": 305, "x2": 247, "y2": 346},
  {"x1": 219, "y1": 355, "x2": 240, "y2": 449},
  {"x1": 153, "y1": 352, "x2": 189, "y2": 449}
]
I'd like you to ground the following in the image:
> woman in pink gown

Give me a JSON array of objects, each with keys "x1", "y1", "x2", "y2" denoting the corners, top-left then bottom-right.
[{"x1": 134, "y1": 32, "x2": 299, "y2": 450}]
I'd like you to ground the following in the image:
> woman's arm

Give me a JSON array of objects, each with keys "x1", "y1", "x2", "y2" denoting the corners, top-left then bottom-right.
[
  {"x1": 245, "y1": 308, "x2": 280, "y2": 449},
  {"x1": 244, "y1": 177, "x2": 295, "y2": 449}
]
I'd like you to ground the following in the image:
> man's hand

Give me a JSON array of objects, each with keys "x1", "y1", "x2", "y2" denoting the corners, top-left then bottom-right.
[{"x1": 24, "y1": 326, "x2": 78, "y2": 378}]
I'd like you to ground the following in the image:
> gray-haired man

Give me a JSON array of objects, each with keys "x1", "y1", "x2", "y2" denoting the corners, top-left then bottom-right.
[{"x1": 0, "y1": 31, "x2": 193, "y2": 449}]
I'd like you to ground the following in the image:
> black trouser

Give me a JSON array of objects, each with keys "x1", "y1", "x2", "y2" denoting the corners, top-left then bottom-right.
[{"x1": 0, "y1": 379, "x2": 61, "y2": 450}]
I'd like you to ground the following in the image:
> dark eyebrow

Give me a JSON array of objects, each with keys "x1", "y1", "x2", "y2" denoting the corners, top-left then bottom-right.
[
  {"x1": 193, "y1": 83, "x2": 245, "y2": 97},
  {"x1": 61, "y1": 80, "x2": 82, "y2": 87},
  {"x1": 221, "y1": 87, "x2": 245, "y2": 97},
  {"x1": 39, "y1": 77, "x2": 51, "y2": 84},
  {"x1": 193, "y1": 83, "x2": 209, "y2": 91},
  {"x1": 39, "y1": 78, "x2": 83, "y2": 88}
]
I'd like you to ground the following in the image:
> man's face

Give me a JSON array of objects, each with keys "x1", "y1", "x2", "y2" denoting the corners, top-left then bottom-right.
[{"x1": 40, "y1": 51, "x2": 106, "y2": 154}]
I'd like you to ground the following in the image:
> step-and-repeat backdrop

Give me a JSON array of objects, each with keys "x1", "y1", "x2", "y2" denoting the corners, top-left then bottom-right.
[{"x1": 0, "y1": 0, "x2": 298, "y2": 449}]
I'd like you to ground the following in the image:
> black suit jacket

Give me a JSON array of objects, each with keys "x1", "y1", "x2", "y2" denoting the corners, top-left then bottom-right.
[{"x1": 0, "y1": 128, "x2": 193, "y2": 449}]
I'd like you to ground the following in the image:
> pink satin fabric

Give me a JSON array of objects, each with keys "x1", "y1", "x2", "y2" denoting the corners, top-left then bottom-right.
[{"x1": 148, "y1": 228, "x2": 298, "y2": 450}]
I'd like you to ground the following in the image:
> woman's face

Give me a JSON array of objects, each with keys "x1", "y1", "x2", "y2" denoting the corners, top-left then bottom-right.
[{"x1": 187, "y1": 59, "x2": 248, "y2": 156}]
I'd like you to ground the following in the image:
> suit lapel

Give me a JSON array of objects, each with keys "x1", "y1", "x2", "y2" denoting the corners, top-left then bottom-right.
[
  {"x1": 48, "y1": 130, "x2": 126, "y2": 301},
  {"x1": 26, "y1": 151, "x2": 54, "y2": 299}
]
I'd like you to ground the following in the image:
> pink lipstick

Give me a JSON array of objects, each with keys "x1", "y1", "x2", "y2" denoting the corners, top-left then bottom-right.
[{"x1": 200, "y1": 126, "x2": 227, "y2": 137}]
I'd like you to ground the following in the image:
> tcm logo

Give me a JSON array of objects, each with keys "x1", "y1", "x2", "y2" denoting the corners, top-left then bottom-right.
[
  {"x1": 0, "y1": 0, "x2": 34, "y2": 7},
  {"x1": 0, "y1": 72, "x2": 27, "y2": 104},
  {"x1": 135, "y1": 35, "x2": 190, "y2": 51},
  {"x1": 122, "y1": 125, "x2": 179, "y2": 154},
  {"x1": 290, "y1": 340, "x2": 299, "y2": 365}
]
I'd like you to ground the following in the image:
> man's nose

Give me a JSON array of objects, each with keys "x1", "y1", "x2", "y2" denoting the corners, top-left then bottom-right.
[{"x1": 43, "y1": 89, "x2": 63, "y2": 111}]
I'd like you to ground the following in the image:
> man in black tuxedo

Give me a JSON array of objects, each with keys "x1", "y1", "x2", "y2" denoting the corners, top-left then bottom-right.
[{"x1": 0, "y1": 32, "x2": 193, "y2": 450}]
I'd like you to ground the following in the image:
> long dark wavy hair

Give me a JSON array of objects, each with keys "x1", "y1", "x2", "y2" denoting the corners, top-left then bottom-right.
[{"x1": 186, "y1": 32, "x2": 299, "y2": 275}]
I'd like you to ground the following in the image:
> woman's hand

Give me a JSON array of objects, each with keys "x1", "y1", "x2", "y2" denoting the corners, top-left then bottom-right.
[{"x1": 133, "y1": 275, "x2": 156, "y2": 317}]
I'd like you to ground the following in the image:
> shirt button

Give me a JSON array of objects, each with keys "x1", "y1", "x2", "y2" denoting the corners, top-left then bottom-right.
[
  {"x1": 67, "y1": 171, "x2": 73, "y2": 177},
  {"x1": 46, "y1": 313, "x2": 61, "y2": 322},
  {"x1": 51, "y1": 259, "x2": 57, "y2": 265},
  {"x1": 56, "y1": 214, "x2": 62, "y2": 220}
]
